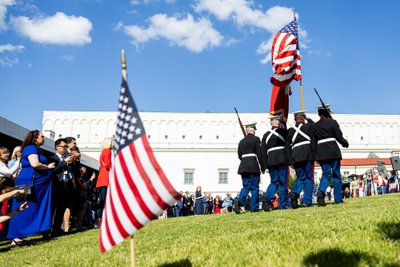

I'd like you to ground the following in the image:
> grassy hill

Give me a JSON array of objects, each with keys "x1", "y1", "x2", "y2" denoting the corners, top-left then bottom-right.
[{"x1": 1, "y1": 194, "x2": 400, "y2": 266}]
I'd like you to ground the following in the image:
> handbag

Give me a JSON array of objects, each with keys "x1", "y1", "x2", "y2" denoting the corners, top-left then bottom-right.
[{"x1": 15, "y1": 170, "x2": 36, "y2": 202}]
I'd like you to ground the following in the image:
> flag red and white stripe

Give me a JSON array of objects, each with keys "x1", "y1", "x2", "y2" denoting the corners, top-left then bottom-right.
[
  {"x1": 99, "y1": 78, "x2": 180, "y2": 253},
  {"x1": 270, "y1": 18, "x2": 302, "y2": 87}
]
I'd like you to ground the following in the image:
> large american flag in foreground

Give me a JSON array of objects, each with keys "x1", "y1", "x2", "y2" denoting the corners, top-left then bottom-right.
[
  {"x1": 99, "y1": 78, "x2": 180, "y2": 253},
  {"x1": 270, "y1": 18, "x2": 302, "y2": 87}
]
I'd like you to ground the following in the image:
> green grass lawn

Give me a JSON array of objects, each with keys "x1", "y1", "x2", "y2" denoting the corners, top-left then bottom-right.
[{"x1": 1, "y1": 194, "x2": 400, "y2": 267}]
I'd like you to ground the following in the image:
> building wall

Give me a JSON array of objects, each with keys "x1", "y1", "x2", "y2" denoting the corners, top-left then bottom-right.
[{"x1": 42, "y1": 111, "x2": 400, "y2": 194}]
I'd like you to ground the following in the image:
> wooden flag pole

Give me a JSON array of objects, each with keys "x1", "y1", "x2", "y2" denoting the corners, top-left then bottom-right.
[
  {"x1": 121, "y1": 49, "x2": 127, "y2": 81},
  {"x1": 130, "y1": 236, "x2": 136, "y2": 267},
  {"x1": 122, "y1": 50, "x2": 135, "y2": 267},
  {"x1": 299, "y1": 80, "x2": 305, "y2": 110}
]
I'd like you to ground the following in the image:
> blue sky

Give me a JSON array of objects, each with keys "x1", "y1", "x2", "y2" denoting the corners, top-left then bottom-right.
[{"x1": 1, "y1": 0, "x2": 400, "y2": 130}]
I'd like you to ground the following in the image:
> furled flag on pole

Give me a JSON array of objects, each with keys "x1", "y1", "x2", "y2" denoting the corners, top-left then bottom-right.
[
  {"x1": 270, "y1": 18, "x2": 302, "y2": 87},
  {"x1": 99, "y1": 62, "x2": 180, "y2": 253},
  {"x1": 269, "y1": 85, "x2": 290, "y2": 120}
]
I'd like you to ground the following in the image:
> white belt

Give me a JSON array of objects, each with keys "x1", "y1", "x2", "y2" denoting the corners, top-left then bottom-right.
[
  {"x1": 317, "y1": 137, "x2": 336, "y2": 144},
  {"x1": 242, "y1": 153, "x2": 257, "y2": 158},
  {"x1": 267, "y1": 146, "x2": 285, "y2": 155},
  {"x1": 292, "y1": 140, "x2": 310, "y2": 149},
  {"x1": 241, "y1": 153, "x2": 261, "y2": 173}
]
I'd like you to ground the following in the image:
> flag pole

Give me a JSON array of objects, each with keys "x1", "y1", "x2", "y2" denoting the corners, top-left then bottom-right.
[
  {"x1": 294, "y1": 11, "x2": 305, "y2": 111},
  {"x1": 121, "y1": 49, "x2": 135, "y2": 267},
  {"x1": 130, "y1": 236, "x2": 136, "y2": 267},
  {"x1": 300, "y1": 80, "x2": 305, "y2": 110}
]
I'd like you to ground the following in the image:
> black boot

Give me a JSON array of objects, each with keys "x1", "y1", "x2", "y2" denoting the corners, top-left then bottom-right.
[
  {"x1": 262, "y1": 200, "x2": 272, "y2": 212},
  {"x1": 290, "y1": 192, "x2": 299, "y2": 209},
  {"x1": 317, "y1": 191, "x2": 326, "y2": 207},
  {"x1": 234, "y1": 199, "x2": 241, "y2": 214}
]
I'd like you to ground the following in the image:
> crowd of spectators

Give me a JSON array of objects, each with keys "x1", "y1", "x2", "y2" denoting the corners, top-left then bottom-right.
[
  {"x1": 161, "y1": 187, "x2": 235, "y2": 218},
  {"x1": 0, "y1": 131, "x2": 101, "y2": 246},
  {"x1": 347, "y1": 169, "x2": 399, "y2": 197}
]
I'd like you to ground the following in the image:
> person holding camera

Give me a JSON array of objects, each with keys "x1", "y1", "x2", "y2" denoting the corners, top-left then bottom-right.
[
  {"x1": 7, "y1": 130, "x2": 55, "y2": 245},
  {"x1": 0, "y1": 177, "x2": 28, "y2": 225}
]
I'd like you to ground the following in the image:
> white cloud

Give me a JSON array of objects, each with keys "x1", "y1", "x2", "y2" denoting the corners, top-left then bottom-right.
[
  {"x1": 0, "y1": 43, "x2": 24, "y2": 53},
  {"x1": 131, "y1": 0, "x2": 175, "y2": 4},
  {"x1": 195, "y1": 0, "x2": 293, "y2": 31},
  {"x1": 225, "y1": 37, "x2": 239, "y2": 46},
  {"x1": 0, "y1": 56, "x2": 19, "y2": 67},
  {"x1": 256, "y1": 37, "x2": 273, "y2": 64},
  {"x1": 195, "y1": 0, "x2": 310, "y2": 64},
  {"x1": 0, "y1": 0, "x2": 15, "y2": 31},
  {"x1": 131, "y1": 0, "x2": 150, "y2": 5},
  {"x1": 113, "y1": 21, "x2": 124, "y2": 31},
  {"x1": 61, "y1": 54, "x2": 75, "y2": 61},
  {"x1": 10, "y1": 12, "x2": 92, "y2": 45},
  {"x1": 123, "y1": 13, "x2": 223, "y2": 53}
]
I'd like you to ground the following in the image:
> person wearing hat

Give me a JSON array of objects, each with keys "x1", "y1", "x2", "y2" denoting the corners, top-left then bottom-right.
[
  {"x1": 235, "y1": 122, "x2": 265, "y2": 214},
  {"x1": 312, "y1": 105, "x2": 349, "y2": 206},
  {"x1": 286, "y1": 110, "x2": 316, "y2": 208},
  {"x1": 260, "y1": 114, "x2": 289, "y2": 210}
]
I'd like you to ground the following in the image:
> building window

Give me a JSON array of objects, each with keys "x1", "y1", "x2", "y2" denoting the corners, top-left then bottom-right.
[
  {"x1": 182, "y1": 135, "x2": 185, "y2": 139},
  {"x1": 218, "y1": 169, "x2": 229, "y2": 184},
  {"x1": 77, "y1": 134, "x2": 80, "y2": 139},
  {"x1": 199, "y1": 135, "x2": 202, "y2": 140},
  {"x1": 58, "y1": 134, "x2": 62, "y2": 138},
  {"x1": 360, "y1": 136, "x2": 363, "y2": 141},
  {"x1": 164, "y1": 135, "x2": 168, "y2": 139},
  {"x1": 184, "y1": 169, "x2": 194, "y2": 185},
  {"x1": 216, "y1": 135, "x2": 219, "y2": 140},
  {"x1": 147, "y1": 135, "x2": 151, "y2": 139},
  {"x1": 344, "y1": 171, "x2": 350, "y2": 177}
]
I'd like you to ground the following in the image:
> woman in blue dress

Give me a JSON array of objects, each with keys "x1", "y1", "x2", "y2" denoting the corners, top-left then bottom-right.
[
  {"x1": 7, "y1": 130, "x2": 55, "y2": 245},
  {"x1": 194, "y1": 186, "x2": 204, "y2": 215}
]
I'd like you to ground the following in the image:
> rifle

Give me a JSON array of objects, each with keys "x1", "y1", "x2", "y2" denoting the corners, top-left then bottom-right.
[
  {"x1": 313, "y1": 88, "x2": 333, "y2": 119},
  {"x1": 234, "y1": 107, "x2": 246, "y2": 137}
]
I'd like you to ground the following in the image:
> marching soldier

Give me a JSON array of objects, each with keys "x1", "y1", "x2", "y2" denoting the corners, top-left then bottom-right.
[
  {"x1": 261, "y1": 114, "x2": 289, "y2": 210},
  {"x1": 287, "y1": 111, "x2": 316, "y2": 208},
  {"x1": 235, "y1": 122, "x2": 265, "y2": 214},
  {"x1": 312, "y1": 105, "x2": 349, "y2": 206}
]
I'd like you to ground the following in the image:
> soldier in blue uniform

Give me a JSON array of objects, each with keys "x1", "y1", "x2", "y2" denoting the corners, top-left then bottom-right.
[
  {"x1": 235, "y1": 122, "x2": 265, "y2": 214},
  {"x1": 261, "y1": 114, "x2": 289, "y2": 210},
  {"x1": 312, "y1": 105, "x2": 349, "y2": 206},
  {"x1": 287, "y1": 111, "x2": 316, "y2": 208}
]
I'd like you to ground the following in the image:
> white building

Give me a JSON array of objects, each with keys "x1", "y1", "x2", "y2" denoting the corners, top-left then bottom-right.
[{"x1": 42, "y1": 111, "x2": 400, "y2": 194}]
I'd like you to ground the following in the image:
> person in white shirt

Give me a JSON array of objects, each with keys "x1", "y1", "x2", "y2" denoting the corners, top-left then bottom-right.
[{"x1": 0, "y1": 147, "x2": 21, "y2": 179}]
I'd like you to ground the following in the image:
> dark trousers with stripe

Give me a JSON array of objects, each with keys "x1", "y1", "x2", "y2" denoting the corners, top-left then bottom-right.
[
  {"x1": 318, "y1": 159, "x2": 342, "y2": 203},
  {"x1": 265, "y1": 165, "x2": 289, "y2": 209},
  {"x1": 293, "y1": 161, "x2": 314, "y2": 205},
  {"x1": 238, "y1": 174, "x2": 260, "y2": 211}
]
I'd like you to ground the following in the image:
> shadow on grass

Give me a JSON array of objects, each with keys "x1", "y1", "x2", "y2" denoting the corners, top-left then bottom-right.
[
  {"x1": 158, "y1": 258, "x2": 192, "y2": 267},
  {"x1": 378, "y1": 221, "x2": 400, "y2": 241},
  {"x1": 0, "y1": 228, "x2": 90, "y2": 252},
  {"x1": 302, "y1": 248, "x2": 378, "y2": 267}
]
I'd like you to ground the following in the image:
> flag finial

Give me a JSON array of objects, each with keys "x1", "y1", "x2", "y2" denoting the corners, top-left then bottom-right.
[
  {"x1": 121, "y1": 49, "x2": 127, "y2": 81},
  {"x1": 292, "y1": 9, "x2": 296, "y2": 20}
]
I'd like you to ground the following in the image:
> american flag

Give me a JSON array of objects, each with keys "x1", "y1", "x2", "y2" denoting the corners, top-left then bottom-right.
[
  {"x1": 270, "y1": 18, "x2": 302, "y2": 87},
  {"x1": 99, "y1": 78, "x2": 180, "y2": 253}
]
